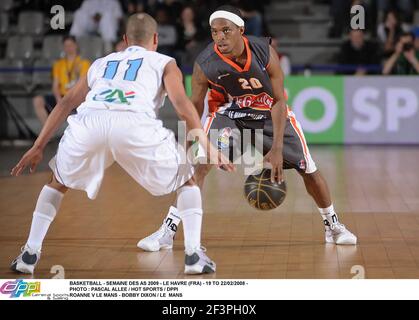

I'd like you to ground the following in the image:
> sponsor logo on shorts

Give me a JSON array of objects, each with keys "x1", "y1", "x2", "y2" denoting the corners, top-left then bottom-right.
[
  {"x1": 217, "y1": 127, "x2": 232, "y2": 149},
  {"x1": 298, "y1": 159, "x2": 306, "y2": 170},
  {"x1": 224, "y1": 110, "x2": 266, "y2": 120}
]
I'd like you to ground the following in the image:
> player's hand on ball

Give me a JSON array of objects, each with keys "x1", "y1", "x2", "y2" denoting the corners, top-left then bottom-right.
[
  {"x1": 11, "y1": 145, "x2": 44, "y2": 176},
  {"x1": 264, "y1": 148, "x2": 283, "y2": 183}
]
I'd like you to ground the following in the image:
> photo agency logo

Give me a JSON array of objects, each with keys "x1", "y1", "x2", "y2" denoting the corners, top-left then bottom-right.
[
  {"x1": 351, "y1": 5, "x2": 365, "y2": 30},
  {"x1": 50, "y1": 5, "x2": 65, "y2": 30},
  {"x1": 175, "y1": 121, "x2": 264, "y2": 175},
  {"x1": 0, "y1": 280, "x2": 41, "y2": 298}
]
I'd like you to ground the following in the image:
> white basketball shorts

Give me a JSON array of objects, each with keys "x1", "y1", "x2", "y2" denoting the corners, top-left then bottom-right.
[{"x1": 49, "y1": 109, "x2": 194, "y2": 199}]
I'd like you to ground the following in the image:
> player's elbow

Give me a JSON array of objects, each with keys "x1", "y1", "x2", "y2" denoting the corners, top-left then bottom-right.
[{"x1": 59, "y1": 94, "x2": 78, "y2": 113}]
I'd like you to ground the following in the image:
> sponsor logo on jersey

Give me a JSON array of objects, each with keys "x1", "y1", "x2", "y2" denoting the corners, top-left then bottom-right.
[
  {"x1": 93, "y1": 89, "x2": 136, "y2": 104},
  {"x1": 234, "y1": 92, "x2": 273, "y2": 110},
  {"x1": 217, "y1": 73, "x2": 230, "y2": 79}
]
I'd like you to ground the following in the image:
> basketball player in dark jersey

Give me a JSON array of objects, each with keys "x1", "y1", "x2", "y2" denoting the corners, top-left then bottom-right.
[{"x1": 138, "y1": 5, "x2": 356, "y2": 252}]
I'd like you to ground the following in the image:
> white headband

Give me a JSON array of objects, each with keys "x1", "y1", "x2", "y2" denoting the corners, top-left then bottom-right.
[{"x1": 209, "y1": 10, "x2": 244, "y2": 27}]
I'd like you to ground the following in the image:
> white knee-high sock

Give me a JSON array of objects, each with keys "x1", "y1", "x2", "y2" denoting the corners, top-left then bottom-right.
[
  {"x1": 26, "y1": 185, "x2": 64, "y2": 251},
  {"x1": 176, "y1": 185, "x2": 203, "y2": 254}
]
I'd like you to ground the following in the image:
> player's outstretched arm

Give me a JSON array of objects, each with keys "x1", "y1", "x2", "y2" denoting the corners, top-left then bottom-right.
[
  {"x1": 190, "y1": 62, "x2": 209, "y2": 118},
  {"x1": 163, "y1": 60, "x2": 204, "y2": 131},
  {"x1": 35, "y1": 75, "x2": 89, "y2": 150},
  {"x1": 163, "y1": 60, "x2": 234, "y2": 172},
  {"x1": 11, "y1": 76, "x2": 89, "y2": 176},
  {"x1": 265, "y1": 45, "x2": 288, "y2": 183}
]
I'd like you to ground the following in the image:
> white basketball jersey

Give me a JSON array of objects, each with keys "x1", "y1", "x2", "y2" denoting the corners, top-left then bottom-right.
[{"x1": 78, "y1": 45, "x2": 174, "y2": 115}]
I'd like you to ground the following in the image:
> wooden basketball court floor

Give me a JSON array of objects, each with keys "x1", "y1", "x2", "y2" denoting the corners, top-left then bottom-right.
[{"x1": 1, "y1": 145, "x2": 419, "y2": 279}]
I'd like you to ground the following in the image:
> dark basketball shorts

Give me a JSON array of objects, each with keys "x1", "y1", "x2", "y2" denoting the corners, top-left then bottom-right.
[
  {"x1": 44, "y1": 95, "x2": 57, "y2": 114},
  {"x1": 43, "y1": 95, "x2": 76, "y2": 115},
  {"x1": 203, "y1": 113, "x2": 317, "y2": 174}
]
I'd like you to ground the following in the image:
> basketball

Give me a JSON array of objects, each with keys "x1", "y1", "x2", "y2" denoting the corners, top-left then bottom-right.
[{"x1": 244, "y1": 168, "x2": 287, "y2": 211}]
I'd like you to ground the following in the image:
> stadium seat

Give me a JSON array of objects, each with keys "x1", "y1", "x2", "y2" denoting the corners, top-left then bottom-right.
[
  {"x1": 78, "y1": 36, "x2": 104, "y2": 61},
  {"x1": 17, "y1": 11, "x2": 44, "y2": 36},
  {"x1": 65, "y1": 11, "x2": 75, "y2": 28},
  {"x1": 311, "y1": 5, "x2": 330, "y2": 18},
  {"x1": 299, "y1": 22, "x2": 330, "y2": 40},
  {"x1": 32, "y1": 59, "x2": 52, "y2": 88},
  {"x1": 265, "y1": 2, "x2": 308, "y2": 21},
  {"x1": 414, "y1": 10, "x2": 419, "y2": 25},
  {"x1": 270, "y1": 23, "x2": 301, "y2": 39},
  {"x1": 310, "y1": 47, "x2": 340, "y2": 64},
  {"x1": 42, "y1": 35, "x2": 63, "y2": 61},
  {"x1": 0, "y1": 12, "x2": 8, "y2": 36},
  {"x1": 0, "y1": 0, "x2": 13, "y2": 12},
  {"x1": 6, "y1": 36, "x2": 34, "y2": 60},
  {"x1": 280, "y1": 46, "x2": 336, "y2": 65},
  {"x1": 0, "y1": 59, "x2": 28, "y2": 88}
]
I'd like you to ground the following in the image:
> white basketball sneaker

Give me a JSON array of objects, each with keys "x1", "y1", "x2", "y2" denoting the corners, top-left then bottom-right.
[
  {"x1": 184, "y1": 247, "x2": 216, "y2": 274},
  {"x1": 137, "y1": 216, "x2": 178, "y2": 252},
  {"x1": 325, "y1": 221, "x2": 357, "y2": 245},
  {"x1": 10, "y1": 244, "x2": 41, "y2": 274}
]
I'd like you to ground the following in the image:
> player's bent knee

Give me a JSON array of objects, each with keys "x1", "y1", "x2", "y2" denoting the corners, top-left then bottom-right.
[
  {"x1": 183, "y1": 176, "x2": 197, "y2": 187},
  {"x1": 47, "y1": 173, "x2": 68, "y2": 194},
  {"x1": 299, "y1": 168, "x2": 319, "y2": 179},
  {"x1": 195, "y1": 164, "x2": 213, "y2": 177},
  {"x1": 35, "y1": 185, "x2": 65, "y2": 222}
]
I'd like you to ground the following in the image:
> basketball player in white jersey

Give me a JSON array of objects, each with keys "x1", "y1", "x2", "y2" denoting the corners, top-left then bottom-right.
[{"x1": 10, "y1": 13, "x2": 234, "y2": 275}]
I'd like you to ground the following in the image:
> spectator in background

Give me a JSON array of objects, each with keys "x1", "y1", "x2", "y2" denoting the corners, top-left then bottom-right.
[
  {"x1": 33, "y1": 36, "x2": 90, "y2": 125},
  {"x1": 155, "y1": 6, "x2": 178, "y2": 56},
  {"x1": 338, "y1": 29, "x2": 379, "y2": 75},
  {"x1": 191, "y1": 0, "x2": 221, "y2": 25},
  {"x1": 377, "y1": 10, "x2": 410, "y2": 56},
  {"x1": 414, "y1": 27, "x2": 419, "y2": 52},
  {"x1": 175, "y1": 5, "x2": 209, "y2": 68},
  {"x1": 122, "y1": 0, "x2": 147, "y2": 14},
  {"x1": 270, "y1": 37, "x2": 291, "y2": 75},
  {"x1": 176, "y1": 6, "x2": 207, "y2": 51},
  {"x1": 163, "y1": 0, "x2": 184, "y2": 19},
  {"x1": 382, "y1": 31, "x2": 419, "y2": 75},
  {"x1": 377, "y1": 0, "x2": 414, "y2": 23},
  {"x1": 329, "y1": 0, "x2": 353, "y2": 38},
  {"x1": 70, "y1": 0, "x2": 123, "y2": 52},
  {"x1": 232, "y1": 0, "x2": 265, "y2": 36}
]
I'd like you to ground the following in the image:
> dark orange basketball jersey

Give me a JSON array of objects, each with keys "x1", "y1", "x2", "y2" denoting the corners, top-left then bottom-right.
[{"x1": 196, "y1": 36, "x2": 274, "y2": 120}]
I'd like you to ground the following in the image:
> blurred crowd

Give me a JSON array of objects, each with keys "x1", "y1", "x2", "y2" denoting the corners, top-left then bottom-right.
[
  {"x1": 1, "y1": 0, "x2": 415, "y2": 126},
  {"x1": 6, "y1": 0, "x2": 419, "y2": 76},
  {"x1": 329, "y1": 0, "x2": 419, "y2": 75}
]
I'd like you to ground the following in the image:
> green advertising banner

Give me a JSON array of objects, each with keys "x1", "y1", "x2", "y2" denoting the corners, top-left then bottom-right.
[
  {"x1": 184, "y1": 75, "x2": 419, "y2": 144},
  {"x1": 185, "y1": 75, "x2": 192, "y2": 97},
  {"x1": 285, "y1": 76, "x2": 344, "y2": 144}
]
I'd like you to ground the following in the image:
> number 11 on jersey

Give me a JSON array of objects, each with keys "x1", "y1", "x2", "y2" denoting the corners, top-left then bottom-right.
[{"x1": 103, "y1": 58, "x2": 143, "y2": 81}]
